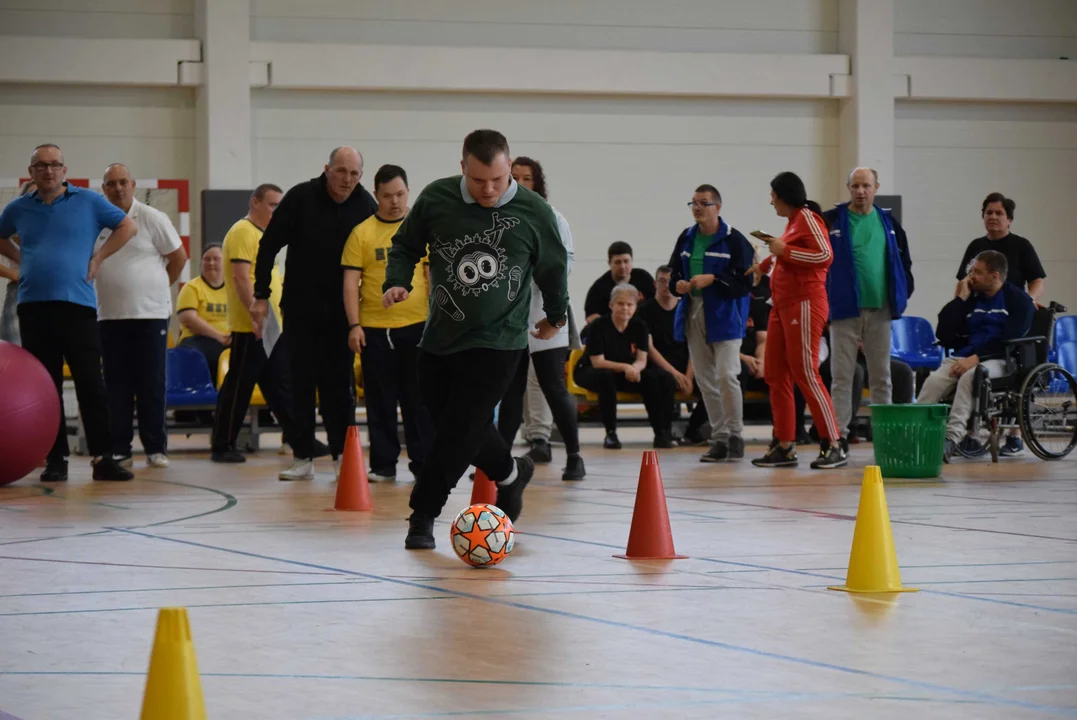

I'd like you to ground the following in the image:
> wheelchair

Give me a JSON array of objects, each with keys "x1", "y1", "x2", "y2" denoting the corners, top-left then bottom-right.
[{"x1": 953, "y1": 301, "x2": 1077, "y2": 462}]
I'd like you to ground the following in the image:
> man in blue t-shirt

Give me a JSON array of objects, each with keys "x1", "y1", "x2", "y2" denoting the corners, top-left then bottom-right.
[
  {"x1": 0, "y1": 144, "x2": 138, "y2": 482},
  {"x1": 917, "y1": 250, "x2": 1034, "y2": 461}
]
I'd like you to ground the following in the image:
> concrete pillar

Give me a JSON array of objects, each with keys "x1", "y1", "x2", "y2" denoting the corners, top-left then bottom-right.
[{"x1": 838, "y1": 0, "x2": 896, "y2": 198}]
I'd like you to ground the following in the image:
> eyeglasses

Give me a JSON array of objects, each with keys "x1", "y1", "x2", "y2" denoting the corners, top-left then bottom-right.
[
  {"x1": 30, "y1": 162, "x2": 64, "y2": 172},
  {"x1": 687, "y1": 201, "x2": 717, "y2": 208}
]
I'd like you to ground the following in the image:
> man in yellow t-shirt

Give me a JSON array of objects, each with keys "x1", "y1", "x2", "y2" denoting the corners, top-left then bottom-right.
[
  {"x1": 176, "y1": 244, "x2": 229, "y2": 384},
  {"x1": 342, "y1": 164, "x2": 433, "y2": 482},
  {"x1": 211, "y1": 184, "x2": 303, "y2": 464}
]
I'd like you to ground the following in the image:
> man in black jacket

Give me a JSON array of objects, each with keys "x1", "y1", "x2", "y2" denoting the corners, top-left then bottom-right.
[
  {"x1": 916, "y1": 250, "x2": 1033, "y2": 461},
  {"x1": 251, "y1": 147, "x2": 378, "y2": 480}
]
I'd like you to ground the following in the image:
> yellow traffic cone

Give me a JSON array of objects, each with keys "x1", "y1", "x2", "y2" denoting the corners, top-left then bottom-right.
[
  {"x1": 140, "y1": 608, "x2": 207, "y2": 719},
  {"x1": 828, "y1": 466, "x2": 919, "y2": 594}
]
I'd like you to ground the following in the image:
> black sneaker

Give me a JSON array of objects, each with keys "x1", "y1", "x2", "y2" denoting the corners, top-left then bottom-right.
[
  {"x1": 999, "y1": 436, "x2": 1025, "y2": 457},
  {"x1": 496, "y1": 456, "x2": 534, "y2": 523},
  {"x1": 312, "y1": 439, "x2": 331, "y2": 459},
  {"x1": 603, "y1": 431, "x2": 622, "y2": 450},
  {"x1": 211, "y1": 450, "x2": 246, "y2": 463},
  {"x1": 526, "y1": 438, "x2": 553, "y2": 464},
  {"x1": 653, "y1": 433, "x2": 674, "y2": 449},
  {"x1": 728, "y1": 436, "x2": 745, "y2": 460},
  {"x1": 958, "y1": 436, "x2": 985, "y2": 458},
  {"x1": 839, "y1": 437, "x2": 850, "y2": 456},
  {"x1": 562, "y1": 453, "x2": 586, "y2": 481},
  {"x1": 700, "y1": 442, "x2": 729, "y2": 463},
  {"x1": 404, "y1": 514, "x2": 436, "y2": 549},
  {"x1": 943, "y1": 438, "x2": 957, "y2": 464},
  {"x1": 810, "y1": 441, "x2": 848, "y2": 470},
  {"x1": 752, "y1": 444, "x2": 799, "y2": 468},
  {"x1": 92, "y1": 456, "x2": 134, "y2": 481},
  {"x1": 40, "y1": 459, "x2": 68, "y2": 482},
  {"x1": 678, "y1": 429, "x2": 708, "y2": 447}
]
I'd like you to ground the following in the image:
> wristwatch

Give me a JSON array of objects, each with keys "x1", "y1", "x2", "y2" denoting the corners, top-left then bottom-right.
[{"x1": 549, "y1": 315, "x2": 568, "y2": 329}]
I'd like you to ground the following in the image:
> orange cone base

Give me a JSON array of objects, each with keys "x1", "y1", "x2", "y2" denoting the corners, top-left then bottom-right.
[
  {"x1": 614, "y1": 553, "x2": 688, "y2": 560},
  {"x1": 470, "y1": 469, "x2": 498, "y2": 506}
]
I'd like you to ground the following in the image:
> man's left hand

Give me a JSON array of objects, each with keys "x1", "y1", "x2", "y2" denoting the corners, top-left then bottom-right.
[
  {"x1": 689, "y1": 274, "x2": 715, "y2": 290},
  {"x1": 531, "y1": 318, "x2": 559, "y2": 340},
  {"x1": 950, "y1": 356, "x2": 978, "y2": 377},
  {"x1": 86, "y1": 255, "x2": 102, "y2": 282}
]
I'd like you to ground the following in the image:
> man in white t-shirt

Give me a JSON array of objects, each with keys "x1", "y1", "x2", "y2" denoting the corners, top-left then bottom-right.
[{"x1": 96, "y1": 164, "x2": 188, "y2": 468}]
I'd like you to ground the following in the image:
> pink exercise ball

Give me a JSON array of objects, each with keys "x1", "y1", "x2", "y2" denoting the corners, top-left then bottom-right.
[{"x1": 0, "y1": 341, "x2": 61, "y2": 486}]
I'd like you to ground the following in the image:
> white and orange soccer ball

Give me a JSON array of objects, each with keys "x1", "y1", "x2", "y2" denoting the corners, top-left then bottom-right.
[{"x1": 450, "y1": 503, "x2": 515, "y2": 567}]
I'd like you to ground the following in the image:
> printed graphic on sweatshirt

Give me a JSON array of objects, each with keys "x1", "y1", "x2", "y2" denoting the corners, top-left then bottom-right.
[{"x1": 432, "y1": 213, "x2": 519, "y2": 308}]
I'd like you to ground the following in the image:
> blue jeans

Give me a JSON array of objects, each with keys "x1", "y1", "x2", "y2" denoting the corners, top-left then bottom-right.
[{"x1": 99, "y1": 319, "x2": 169, "y2": 457}]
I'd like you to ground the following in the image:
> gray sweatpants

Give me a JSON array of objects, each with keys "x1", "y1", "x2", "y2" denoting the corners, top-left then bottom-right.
[
  {"x1": 917, "y1": 357, "x2": 1006, "y2": 443},
  {"x1": 686, "y1": 297, "x2": 743, "y2": 443},
  {"x1": 829, "y1": 304, "x2": 892, "y2": 438},
  {"x1": 522, "y1": 361, "x2": 553, "y2": 441}
]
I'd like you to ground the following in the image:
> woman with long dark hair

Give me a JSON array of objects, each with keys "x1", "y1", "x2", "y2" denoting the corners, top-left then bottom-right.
[{"x1": 748, "y1": 172, "x2": 846, "y2": 469}]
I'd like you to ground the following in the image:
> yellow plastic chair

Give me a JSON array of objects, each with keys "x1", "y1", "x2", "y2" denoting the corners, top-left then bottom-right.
[
  {"x1": 354, "y1": 354, "x2": 364, "y2": 399},
  {"x1": 216, "y1": 348, "x2": 267, "y2": 406}
]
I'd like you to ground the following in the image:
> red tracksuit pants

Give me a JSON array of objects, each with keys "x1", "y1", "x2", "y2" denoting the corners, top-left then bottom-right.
[{"x1": 764, "y1": 297, "x2": 840, "y2": 444}]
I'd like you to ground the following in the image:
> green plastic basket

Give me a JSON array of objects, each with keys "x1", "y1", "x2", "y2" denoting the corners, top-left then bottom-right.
[{"x1": 871, "y1": 404, "x2": 950, "y2": 479}]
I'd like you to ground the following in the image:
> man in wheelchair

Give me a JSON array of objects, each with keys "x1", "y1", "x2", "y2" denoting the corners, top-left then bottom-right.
[{"x1": 917, "y1": 250, "x2": 1034, "y2": 461}]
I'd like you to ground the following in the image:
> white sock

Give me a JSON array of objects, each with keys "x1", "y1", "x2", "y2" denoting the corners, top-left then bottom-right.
[{"x1": 497, "y1": 460, "x2": 519, "y2": 487}]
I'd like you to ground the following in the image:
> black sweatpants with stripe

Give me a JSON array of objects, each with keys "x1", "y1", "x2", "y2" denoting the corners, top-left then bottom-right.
[{"x1": 210, "y1": 331, "x2": 296, "y2": 452}]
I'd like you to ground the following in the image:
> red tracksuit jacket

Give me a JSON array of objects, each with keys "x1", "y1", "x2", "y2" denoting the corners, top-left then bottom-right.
[{"x1": 759, "y1": 207, "x2": 833, "y2": 306}]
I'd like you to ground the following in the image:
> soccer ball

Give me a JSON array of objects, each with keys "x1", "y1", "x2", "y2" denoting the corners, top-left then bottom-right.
[{"x1": 450, "y1": 503, "x2": 515, "y2": 567}]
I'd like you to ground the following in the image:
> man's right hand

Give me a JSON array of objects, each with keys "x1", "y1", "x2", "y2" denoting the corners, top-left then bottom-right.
[
  {"x1": 217, "y1": 331, "x2": 232, "y2": 347},
  {"x1": 675, "y1": 279, "x2": 691, "y2": 295},
  {"x1": 382, "y1": 286, "x2": 409, "y2": 308},
  {"x1": 956, "y1": 277, "x2": 972, "y2": 301},
  {"x1": 348, "y1": 326, "x2": 366, "y2": 354},
  {"x1": 624, "y1": 365, "x2": 641, "y2": 383},
  {"x1": 743, "y1": 355, "x2": 760, "y2": 377},
  {"x1": 249, "y1": 299, "x2": 269, "y2": 337},
  {"x1": 672, "y1": 370, "x2": 692, "y2": 395}
]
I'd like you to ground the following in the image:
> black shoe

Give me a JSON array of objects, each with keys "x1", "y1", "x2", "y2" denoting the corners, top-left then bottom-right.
[
  {"x1": 678, "y1": 429, "x2": 708, "y2": 447},
  {"x1": 810, "y1": 441, "x2": 848, "y2": 470},
  {"x1": 211, "y1": 450, "x2": 246, "y2": 463},
  {"x1": 728, "y1": 436, "x2": 744, "y2": 460},
  {"x1": 525, "y1": 438, "x2": 553, "y2": 464},
  {"x1": 943, "y1": 438, "x2": 957, "y2": 464},
  {"x1": 496, "y1": 456, "x2": 534, "y2": 523},
  {"x1": 312, "y1": 439, "x2": 331, "y2": 459},
  {"x1": 562, "y1": 453, "x2": 586, "y2": 481},
  {"x1": 796, "y1": 429, "x2": 812, "y2": 445},
  {"x1": 40, "y1": 459, "x2": 68, "y2": 482},
  {"x1": 603, "y1": 431, "x2": 622, "y2": 450},
  {"x1": 752, "y1": 444, "x2": 799, "y2": 468},
  {"x1": 700, "y1": 441, "x2": 729, "y2": 463},
  {"x1": 653, "y1": 433, "x2": 674, "y2": 449},
  {"x1": 999, "y1": 436, "x2": 1025, "y2": 457},
  {"x1": 958, "y1": 436, "x2": 986, "y2": 458},
  {"x1": 404, "y1": 514, "x2": 436, "y2": 549},
  {"x1": 92, "y1": 456, "x2": 134, "y2": 481},
  {"x1": 839, "y1": 437, "x2": 850, "y2": 456}
]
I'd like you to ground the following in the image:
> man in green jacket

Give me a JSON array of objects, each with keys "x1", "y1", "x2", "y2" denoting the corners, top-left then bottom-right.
[{"x1": 383, "y1": 129, "x2": 569, "y2": 550}]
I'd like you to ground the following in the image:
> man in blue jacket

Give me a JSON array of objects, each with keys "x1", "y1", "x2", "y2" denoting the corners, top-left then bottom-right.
[
  {"x1": 916, "y1": 250, "x2": 1033, "y2": 461},
  {"x1": 667, "y1": 184, "x2": 754, "y2": 462},
  {"x1": 822, "y1": 167, "x2": 914, "y2": 455}
]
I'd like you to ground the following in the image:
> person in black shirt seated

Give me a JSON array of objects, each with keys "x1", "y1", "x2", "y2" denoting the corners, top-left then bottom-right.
[
  {"x1": 638, "y1": 266, "x2": 707, "y2": 443},
  {"x1": 920, "y1": 250, "x2": 1034, "y2": 461},
  {"x1": 740, "y1": 276, "x2": 772, "y2": 395},
  {"x1": 583, "y1": 241, "x2": 656, "y2": 326},
  {"x1": 575, "y1": 283, "x2": 676, "y2": 449}
]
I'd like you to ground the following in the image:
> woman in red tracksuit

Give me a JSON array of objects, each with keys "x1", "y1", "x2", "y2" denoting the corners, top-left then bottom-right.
[{"x1": 748, "y1": 172, "x2": 846, "y2": 469}]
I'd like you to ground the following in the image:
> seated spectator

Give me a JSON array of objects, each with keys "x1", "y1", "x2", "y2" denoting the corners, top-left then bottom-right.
[
  {"x1": 637, "y1": 266, "x2": 705, "y2": 443},
  {"x1": 583, "y1": 241, "x2": 656, "y2": 326},
  {"x1": 918, "y1": 250, "x2": 1033, "y2": 461},
  {"x1": 176, "y1": 244, "x2": 230, "y2": 384},
  {"x1": 740, "y1": 275, "x2": 771, "y2": 397},
  {"x1": 575, "y1": 283, "x2": 676, "y2": 449}
]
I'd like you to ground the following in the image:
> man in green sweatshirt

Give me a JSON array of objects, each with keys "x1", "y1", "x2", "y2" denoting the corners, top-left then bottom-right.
[{"x1": 383, "y1": 129, "x2": 569, "y2": 550}]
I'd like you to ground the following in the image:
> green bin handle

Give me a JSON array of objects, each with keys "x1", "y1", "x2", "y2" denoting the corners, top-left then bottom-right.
[{"x1": 929, "y1": 405, "x2": 950, "y2": 420}]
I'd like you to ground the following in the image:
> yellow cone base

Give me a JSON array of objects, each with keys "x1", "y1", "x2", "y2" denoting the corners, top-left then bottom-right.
[
  {"x1": 829, "y1": 466, "x2": 919, "y2": 595},
  {"x1": 140, "y1": 607, "x2": 206, "y2": 720}
]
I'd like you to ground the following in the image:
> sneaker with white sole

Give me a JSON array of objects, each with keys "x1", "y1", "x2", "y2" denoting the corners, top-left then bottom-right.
[
  {"x1": 116, "y1": 455, "x2": 133, "y2": 469},
  {"x1": 333, "y1": 458, "x2": 341, "y2": 478},
  {"x1": 370, "y1": 471, "x2": 396, "y2": 483},
  {"x1": 280, "y1": 459, "x2": 315, "y2": 481},
  {"x1": 147, "y1": 453, "x2": 170, "y2": 469}
]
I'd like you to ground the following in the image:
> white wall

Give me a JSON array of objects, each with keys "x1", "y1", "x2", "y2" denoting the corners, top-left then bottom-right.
[
  {"x1": 253, "y1": 91, "x2": 837, "y2": 313},
  {"x1": 896, "y1": 101, "x2": 1077, "y2": 319},
  {"x1": 896, "y1": 0, "x2": 1077, "y2": 58},
  {"x1": 0, "y1": 0, "x2": 192, "y2": 38}
]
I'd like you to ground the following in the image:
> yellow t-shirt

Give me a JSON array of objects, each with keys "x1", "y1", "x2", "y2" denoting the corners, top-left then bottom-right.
[
  {"x1": 341, "y1": 214, "x2": 429, "y2": 329},
  {"x1": 222, "y1": 218, "x2": 283, "y2": 334},
  {"x1": 176, "y1": 276, "x2": 229, "y2": 341}
]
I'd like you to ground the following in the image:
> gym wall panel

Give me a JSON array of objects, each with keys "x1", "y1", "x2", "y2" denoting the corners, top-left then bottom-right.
[
  {"x1": 895, "y1": 102, "x2": 1077, "y2": 319},
  {"x1": 895, "y1": 0, "x2": 1077, "y2": 58},
  {"x1": 252, "y1": 90, "x2": 837, "y2": 316},
  {"x1": 0, "y1": 0, "x2": 193, "y2": 39},
  {"x1": 251, "y1": 0, "x2": 839, "y2": 54}
]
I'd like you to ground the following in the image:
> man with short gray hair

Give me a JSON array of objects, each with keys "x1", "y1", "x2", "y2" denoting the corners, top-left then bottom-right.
[{"x1": 822, "y1": 167, "x2": 914, "y2": 455}]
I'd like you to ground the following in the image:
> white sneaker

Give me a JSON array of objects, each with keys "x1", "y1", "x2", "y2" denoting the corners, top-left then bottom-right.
[
  {"x1": 280, "y1": 459, "x2": 314, "y2": 481},
  {"x1": 278, "y1": 441, "x2": 291, "y2": 456},
  {"x1": 116, "y1": 455, "x2": 134, "y2": 469},
  {"x1": 333, "y1": 458, "x2": 341, "y2": 479},
  {"x1": 147, "y1": 453, "x2": 170, "y2": 469},
  {"x1": 370, "y1": 472, "x2": 396, "y2": 483}
]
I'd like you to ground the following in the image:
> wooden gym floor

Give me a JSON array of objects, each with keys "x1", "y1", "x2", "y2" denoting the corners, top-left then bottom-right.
[{"x1": 1, "y1": 427, "x2": 1075, "y2": 719}]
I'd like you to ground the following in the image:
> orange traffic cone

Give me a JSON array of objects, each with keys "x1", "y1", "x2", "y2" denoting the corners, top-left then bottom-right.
[
  {"x1": 334, "y1": 426, "x2": 372, "y2": 511},
  {"x1": 470, "y1": 468, "x2": 498, "y2": 505},
  {"x1": 614, "y1": 450, "x2": 687, "y2": 560}
]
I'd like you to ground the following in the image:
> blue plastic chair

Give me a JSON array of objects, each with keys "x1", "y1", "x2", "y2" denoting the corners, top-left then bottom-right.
[
  {"x1": 890, "y1": 316, "x2": 944, "y2": 370},
  {"x1": 166, "y1": 347, "x2": 218, "y2": 408},
  {"x1": 1057, "y1": 341, "x2": 1077, "y2": 375},
  {"x1": 1054, "y1": 316, "x2": 1077, "y2": 347}
]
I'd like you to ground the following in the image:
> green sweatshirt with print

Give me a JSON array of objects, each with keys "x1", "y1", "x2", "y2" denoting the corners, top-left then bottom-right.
[{"x1": 383, "y1": 176, "x2": 569, "y2": 355}]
